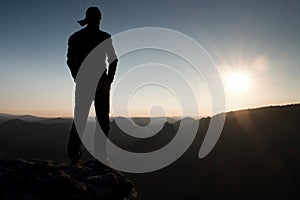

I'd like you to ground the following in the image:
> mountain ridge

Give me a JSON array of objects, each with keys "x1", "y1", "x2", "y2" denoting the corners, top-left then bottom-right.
[{"x1": 0, "y1": 104, "x2": 300, "y2": 199}]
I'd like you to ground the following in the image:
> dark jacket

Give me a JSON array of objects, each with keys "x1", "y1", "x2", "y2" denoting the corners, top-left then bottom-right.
[{"x1": 67, "y1": 25, "x2": 118, "y2": 82}]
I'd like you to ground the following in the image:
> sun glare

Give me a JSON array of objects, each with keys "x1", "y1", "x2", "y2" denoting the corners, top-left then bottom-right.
[{"x1": 227, "y1": 72, "x2": 251, "y2": 93}]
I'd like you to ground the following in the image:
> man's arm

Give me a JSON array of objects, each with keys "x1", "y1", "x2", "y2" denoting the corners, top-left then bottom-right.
[
  {"x1": 66, "y1": 35, "x2": 80, "y2": 80},
  {"x1": 106, "y1": 37, "x2": 118, "y2": 84}
]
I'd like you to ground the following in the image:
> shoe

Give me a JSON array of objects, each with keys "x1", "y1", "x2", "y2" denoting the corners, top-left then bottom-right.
[
  {"x1": 106, "y1": 158, "x2": 113, "y2": 168},
  {"x1": 69, "y1": 151, "x2": 82, "y2": 167},
  {"x1": 70, "y1": 159, "x2": 80, "y2": 167}
]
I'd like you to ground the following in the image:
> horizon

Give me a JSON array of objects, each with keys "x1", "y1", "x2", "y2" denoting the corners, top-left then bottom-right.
[{"x1": 1, "y1": 102, "x2": 299, "y2": 119}]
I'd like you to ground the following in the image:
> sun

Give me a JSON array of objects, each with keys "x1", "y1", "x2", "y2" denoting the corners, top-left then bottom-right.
[{"x1": 227, "y1": 72, "x2": 251, "y2": 93}]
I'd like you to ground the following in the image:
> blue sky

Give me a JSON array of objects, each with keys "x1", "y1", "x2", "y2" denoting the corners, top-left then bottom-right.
[{"x1": 0, "y1": 0, "x2": 299, "y2": 117}]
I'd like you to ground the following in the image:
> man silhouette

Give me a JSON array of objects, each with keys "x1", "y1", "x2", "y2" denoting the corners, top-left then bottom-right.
[{"x1": 66, "y1": 7, "x2": 118, "y2": 166}]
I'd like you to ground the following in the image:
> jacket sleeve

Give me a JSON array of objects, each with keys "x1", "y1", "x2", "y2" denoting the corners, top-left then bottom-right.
[
  {"x1": 66, "y1": 35, "x2": 80, "y2": 80},
  {"x1": 106, "y1": 37, "x2": 118, "y2": 84}
]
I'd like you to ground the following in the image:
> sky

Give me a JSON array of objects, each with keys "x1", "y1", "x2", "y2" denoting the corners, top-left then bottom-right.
[{"x1": 0, "y1": 0, "x2": 299, "y2": 117}]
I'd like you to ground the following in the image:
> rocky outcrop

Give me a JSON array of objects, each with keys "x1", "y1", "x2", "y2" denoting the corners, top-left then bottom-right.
[{"x1": 0, "y1": 159, "x2": 137, "y2": 200}]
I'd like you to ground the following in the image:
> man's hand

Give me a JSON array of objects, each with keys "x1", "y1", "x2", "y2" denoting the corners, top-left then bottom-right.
[
  {"x1": 99, "y1": 73, "x2": 112, "y2": 89},
  {"x1": 107, "y1": 74, "x2": 114, "y2": 85}
]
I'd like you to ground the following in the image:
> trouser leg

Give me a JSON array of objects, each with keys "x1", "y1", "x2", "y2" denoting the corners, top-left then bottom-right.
[
  {"x1": 67, "y1": 84, "x2": 93, "y2": 162},
  {"x1": 94, "y1": 77, "x2": 111, "y2": 159},
  {"x1": 67, "y1": 122, "x2": 82, "y2": 161}
]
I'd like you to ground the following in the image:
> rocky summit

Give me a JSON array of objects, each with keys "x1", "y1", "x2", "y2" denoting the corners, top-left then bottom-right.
[{"x1": 0, "y1": 159, "x2": 137, "y2": 200}]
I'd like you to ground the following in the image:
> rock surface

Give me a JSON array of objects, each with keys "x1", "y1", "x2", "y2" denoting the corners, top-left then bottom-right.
[{"x1": 0, "y1": 159, "x2": 137, "y2": 200}]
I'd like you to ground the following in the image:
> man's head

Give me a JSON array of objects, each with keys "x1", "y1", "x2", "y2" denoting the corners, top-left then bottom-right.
[{"x1": 78, "y1": 7, "x2": 102, "y2": 27}]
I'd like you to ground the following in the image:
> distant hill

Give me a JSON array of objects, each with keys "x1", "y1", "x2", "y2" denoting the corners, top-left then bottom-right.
[
  {"x1": 0, "y1": 104, "x2": 300, "y2": 199},
  {"x1": 0, "y1": 118, "x2": 71, "y2": 162},
  {"x1": 128, "y1": 104, "x2": 300, "y2": 200},
  {"x1": 0, "y1": 114, "x2": 47, "y2": 125}
]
